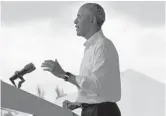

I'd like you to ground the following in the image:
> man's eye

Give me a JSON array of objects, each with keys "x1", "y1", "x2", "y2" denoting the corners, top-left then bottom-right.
[{"x1": 77, "y1": 16, "x2": 81, "y2": 19}]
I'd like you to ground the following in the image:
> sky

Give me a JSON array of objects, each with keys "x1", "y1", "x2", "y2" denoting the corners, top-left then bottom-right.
[{"x1": 0, "y1": 1, "x2": 165, "y2": 102}]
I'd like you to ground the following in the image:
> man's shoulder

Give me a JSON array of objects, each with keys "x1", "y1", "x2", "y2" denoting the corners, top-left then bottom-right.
[
  {"x1": 99, "y1": 37, "x2": 119, "y2": 56},
  {"x1": 96, "y1": 36, "x2": 115, "y2": 49}
]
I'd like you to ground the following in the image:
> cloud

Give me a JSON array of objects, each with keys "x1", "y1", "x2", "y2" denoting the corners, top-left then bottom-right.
[
  {"x1": 137, "y1": 28, "x2": 165, "y2": 57},
  {"x1": 2, "y1": 1, "x2": 165, "y2": 27},
  {"x1": 101, "y1": 7, "x2": 165, "y2": 82},
  {"x1": 102, "y1": 1, "x2": 165, "y2": 27},
  {"x1": 1, "y1": 1, "x2": 83, "y2": 26}
]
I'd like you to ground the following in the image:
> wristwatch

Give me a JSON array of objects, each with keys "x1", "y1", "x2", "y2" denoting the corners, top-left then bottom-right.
[{"x1": 64, "y1": 72, "x2": 71, "y2": 81}]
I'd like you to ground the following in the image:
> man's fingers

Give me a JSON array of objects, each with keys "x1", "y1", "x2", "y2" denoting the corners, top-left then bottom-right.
[
  {"x1": 63, "y1": 103, "x2": 68, "y2": 109},
  {"x1": 44, "y1": 60, "x2": 54, "y2": 63},
  {"x1": 41, "y1": 62, "x2": 55, "y2": 67},
  {"x1": 64, "y1": 100, "x2": 70, "y2": 103},
  {"x1": 62, "y1": 102, "x2": 77, "y2": 111},
  {"x1": 67, "y1": 104, "x2": 77, "y2": 110},
  {"x1": 63, "y1": 100, "x2": 71, "y2": 108},
  {"x1": 63, "y1": 100, "x2": 69, "y2": 106},
  {"x1": 41, "y1": 63, "x2": 50, "y2": 67},
  {"x1": 43, "y1": 68, "x2": 52, "y2": 72},
  {"x1": 42, "y1": 60, "x2": 53, "y2": 64}
]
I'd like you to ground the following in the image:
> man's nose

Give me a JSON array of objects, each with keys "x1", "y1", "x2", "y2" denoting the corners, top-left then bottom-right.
[{"x1": 74, "y1": 18, "x2": 78, "y2": 24}]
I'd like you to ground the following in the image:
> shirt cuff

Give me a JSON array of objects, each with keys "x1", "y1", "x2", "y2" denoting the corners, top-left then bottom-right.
[{"x1": 75, "y1": 75, "x2": 87, "y2": 88}]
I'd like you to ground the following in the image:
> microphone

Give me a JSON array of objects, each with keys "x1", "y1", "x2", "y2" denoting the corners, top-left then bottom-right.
[{"x1": 9, "y1": 63, "x2": 36, "y2": 88}]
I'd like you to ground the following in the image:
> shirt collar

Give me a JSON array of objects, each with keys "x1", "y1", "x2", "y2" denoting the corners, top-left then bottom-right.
[{"x1": 84, "y1": 30, "x2": 104, "y2": 47}]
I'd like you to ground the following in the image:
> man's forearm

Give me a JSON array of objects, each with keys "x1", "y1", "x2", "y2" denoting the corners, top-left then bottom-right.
[{"x1": 65, "y1": 73, "x2": 80, "y2": 89}]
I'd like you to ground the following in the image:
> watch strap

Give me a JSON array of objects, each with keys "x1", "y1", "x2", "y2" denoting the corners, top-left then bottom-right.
[{"x1": 64, "y1": 72, "x2": 71, "y2": 81}]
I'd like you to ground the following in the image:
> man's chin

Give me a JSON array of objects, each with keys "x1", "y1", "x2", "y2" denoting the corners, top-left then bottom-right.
[
  {"x1": 76, "y1": 32, "x2": 81, "y2": 36},
  {"x1": 76, "y1": 31, "x2": 84, "y2": 37}
]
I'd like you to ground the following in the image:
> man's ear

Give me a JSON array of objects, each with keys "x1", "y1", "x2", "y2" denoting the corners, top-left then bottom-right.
[{"x1": 89, "y1": 16, "x2": 97, "y2": 24}]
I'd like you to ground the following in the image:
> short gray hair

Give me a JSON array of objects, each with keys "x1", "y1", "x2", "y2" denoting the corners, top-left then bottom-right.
[{"x1": 81, "y1": 3, "x2": 105, "y2": 28}]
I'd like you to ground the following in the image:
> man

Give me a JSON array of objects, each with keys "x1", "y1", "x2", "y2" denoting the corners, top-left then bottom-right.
[{"x1": 41, "y1": 3, "x2": 121, "y2": 116}]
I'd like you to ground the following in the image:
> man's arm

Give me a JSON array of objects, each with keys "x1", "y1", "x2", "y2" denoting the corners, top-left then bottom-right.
[
  {"x1": 63, "y1": 44, "x2": 105, "y2": 91},
  {"x1": 41, "y1": 42, "x2": 119, "y2": 92},
  {"x1": 64, "y1": 43, "x2": 120, "y2": 93},
  {"x1": 62, "y1": 73, "x2": 80, "y2": 89}
]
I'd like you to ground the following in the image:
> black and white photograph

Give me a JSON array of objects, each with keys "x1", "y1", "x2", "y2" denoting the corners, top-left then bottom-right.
[{"x1": 0, "y1": 1, "x2": 165, "y2": 116}]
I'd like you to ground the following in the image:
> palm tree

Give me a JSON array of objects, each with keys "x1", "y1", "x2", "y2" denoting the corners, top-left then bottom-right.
[
  {"x1": 36, "y1": 85, "x2": 45, "y2": 99},
  {"x1": 55, "y1": 86, "x2": 67, "y2": 99}
]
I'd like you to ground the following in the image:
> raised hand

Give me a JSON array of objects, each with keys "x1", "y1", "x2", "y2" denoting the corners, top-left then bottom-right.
[{"x1": 41, "y1": 59, "x2": 66, "y2": 78}]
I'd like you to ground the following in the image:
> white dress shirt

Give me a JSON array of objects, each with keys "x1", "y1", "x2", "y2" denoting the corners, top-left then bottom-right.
[{"x1": 75, "y1": 30, "x2": 121, "y2": 104}]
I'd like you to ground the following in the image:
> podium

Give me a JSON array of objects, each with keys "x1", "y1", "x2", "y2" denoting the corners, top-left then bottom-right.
[{"x1": 1, "y1": 80, "x2": 78, "y2": 116}]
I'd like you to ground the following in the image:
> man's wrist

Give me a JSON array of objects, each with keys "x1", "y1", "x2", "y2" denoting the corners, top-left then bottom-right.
[
  {"x1": 61, "y1": 71, "x2": 80, "y2": 88},
  {"x1": 57, "y1": 70, "x2": 66, "y2": 79},
  {"x1": 64, "y1": 72, "x2": 72, "y2": 81}
]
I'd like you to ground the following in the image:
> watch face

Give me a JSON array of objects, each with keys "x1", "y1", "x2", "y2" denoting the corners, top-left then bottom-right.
[
  {"x1": 66, "y1": 72, "x2": 71, "y2": 76},
  {"x1": 64, "y1": 72, "x2": 71, "y2": 81}
]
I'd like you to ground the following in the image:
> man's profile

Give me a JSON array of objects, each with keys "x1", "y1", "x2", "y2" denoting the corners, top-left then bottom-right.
[{"x1": 42, "y1": 3, "x2": 121, "y2": 116}]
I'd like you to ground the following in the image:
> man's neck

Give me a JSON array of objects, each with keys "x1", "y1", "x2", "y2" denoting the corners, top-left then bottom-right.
[{"x1": 84, "y1": 27, "x2": 101, "y2": 40}]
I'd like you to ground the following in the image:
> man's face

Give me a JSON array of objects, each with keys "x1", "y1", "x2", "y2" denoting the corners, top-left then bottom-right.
[{"x1": 74, "y1": 7, "x2": 91, "y2": 37}]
